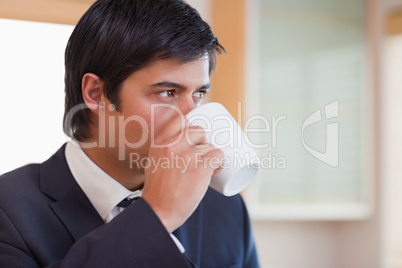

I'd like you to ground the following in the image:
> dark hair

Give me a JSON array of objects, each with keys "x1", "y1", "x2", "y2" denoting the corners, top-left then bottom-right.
[{"x1": 63, "y1": 0, "x2": 224, "y2": 141}]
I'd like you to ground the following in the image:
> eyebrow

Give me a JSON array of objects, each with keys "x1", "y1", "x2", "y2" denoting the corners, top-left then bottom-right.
[{"x1": 151, "y1": 81, "x2": 211, "y2": 91}]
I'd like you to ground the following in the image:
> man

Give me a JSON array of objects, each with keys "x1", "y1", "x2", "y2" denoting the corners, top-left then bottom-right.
[{"x1": 0, "y1": 0, "x2": 259, "y2": 267}]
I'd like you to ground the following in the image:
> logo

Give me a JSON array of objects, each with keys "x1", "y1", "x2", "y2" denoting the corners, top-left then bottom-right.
[{"x1": 301, "y1": 100, "x2": 339, "y2": 167}]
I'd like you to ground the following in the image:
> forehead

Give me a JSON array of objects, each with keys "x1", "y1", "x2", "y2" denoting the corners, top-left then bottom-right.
[{"x1": 125, "y1": 57, "x2": 210, "y2": 86}]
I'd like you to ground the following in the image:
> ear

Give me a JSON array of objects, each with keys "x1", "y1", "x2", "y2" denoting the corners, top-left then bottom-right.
[{"x1": 82, "y1": 73, "x2": 105, "y2": 116}]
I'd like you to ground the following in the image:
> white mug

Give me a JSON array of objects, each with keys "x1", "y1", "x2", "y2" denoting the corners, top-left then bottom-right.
[{"x1": 186, "y1": 102, "x2": 259, "y2": 196}]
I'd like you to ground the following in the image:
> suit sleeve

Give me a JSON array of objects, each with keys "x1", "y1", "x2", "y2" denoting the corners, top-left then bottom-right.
[
  {"x1": 0, "y1": 198, "x2": 191, "y2": 268},
  {"x1": 50, "y1": 198, "x2": 190, "y2": 268},
  {"x1": 0, "y1": 207, "x2": 41, "y2": 268}
]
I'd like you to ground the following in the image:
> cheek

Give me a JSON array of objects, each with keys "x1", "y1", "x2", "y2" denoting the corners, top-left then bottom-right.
[
  {"x1": 151, "y1": 107, "x2": 184, "y2": 138},
  {"x1": 120, "y1": 112, "x2": 152, "y2": 144},
  {"x1": 100, "y1": 107, "x2": 151, "y2": 146},
  {"x1": 105, "y1": 106, "x2": 184, "y2": 147}
]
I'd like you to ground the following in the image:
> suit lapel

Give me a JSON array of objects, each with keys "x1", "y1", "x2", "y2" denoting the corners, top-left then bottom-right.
[
  {"x1": 50, "y1": 184, "x2": 104, "y2": 241},
  {"x1": 40, "y1": 144, "x2": 104, "y2": 242}
]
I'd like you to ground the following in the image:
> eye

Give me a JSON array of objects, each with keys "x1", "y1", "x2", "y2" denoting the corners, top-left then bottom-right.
[
  {"x1": 193, "y1": 91, "x2": 207, "y2": 98},
  {"x1": 159, "y1": 90, "x2": 175, "y2": 97}
]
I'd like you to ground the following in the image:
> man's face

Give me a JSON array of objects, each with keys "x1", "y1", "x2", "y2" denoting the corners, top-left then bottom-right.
[{"x1": 100, "y1": 57, "x2": 210, "y2": 171}]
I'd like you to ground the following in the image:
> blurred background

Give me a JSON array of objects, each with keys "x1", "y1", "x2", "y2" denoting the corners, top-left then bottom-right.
[{"x1": 1, "y1": 0, "x2": 402, "y2": 267}]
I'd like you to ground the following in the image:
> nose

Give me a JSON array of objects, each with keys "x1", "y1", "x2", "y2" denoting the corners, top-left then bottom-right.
[{"x1": 178, "y1": 95, "x2": 196, "y2": 115}]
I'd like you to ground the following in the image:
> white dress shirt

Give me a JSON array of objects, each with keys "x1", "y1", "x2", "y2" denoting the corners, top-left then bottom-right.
[{"x1": 64, "y1": 141, "x2": 184, "y2": 253}]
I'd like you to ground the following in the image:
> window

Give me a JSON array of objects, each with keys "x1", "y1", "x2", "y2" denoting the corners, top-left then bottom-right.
[
  {"x1": 0, "y1": 19, "x2": 73, "y2": 175},
  {"x1": 244, "y1": 0, "x2": 372, "y2": 219}
]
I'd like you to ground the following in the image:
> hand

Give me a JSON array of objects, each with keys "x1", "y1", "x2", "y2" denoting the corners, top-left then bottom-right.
[{"x1": 141, "y1": 113, "x2": 223, "y2": 233}]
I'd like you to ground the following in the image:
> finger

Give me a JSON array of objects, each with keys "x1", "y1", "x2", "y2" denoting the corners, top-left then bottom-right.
[
  {"x1": 158, "y1": 126, "x2": 208, "y2": 151},
  {"x1": 184, "y1": 126, "x2": 207, "y2": 146},
  {"x1": 204, "y1": 148, "x2": 225, "y2": 170},
  {"x1": 211, "y1": 166, "x2": 223, "y2": 178},
  {"x1": 192, "y1": 146, "x2": 224, "y2": 173}
]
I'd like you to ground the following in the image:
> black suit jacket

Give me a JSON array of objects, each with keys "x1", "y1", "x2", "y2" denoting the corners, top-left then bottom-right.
[{"x1": 0, "y1": 144, "x2": 259, "y2": 267}]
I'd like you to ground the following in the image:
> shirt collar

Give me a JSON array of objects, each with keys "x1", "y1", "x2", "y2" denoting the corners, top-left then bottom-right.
[{"x1": 64, "y1": 141, "x2": 142, "y2": 222}]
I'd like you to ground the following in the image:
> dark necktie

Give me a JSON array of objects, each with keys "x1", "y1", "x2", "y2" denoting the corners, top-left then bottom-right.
[{"x1": 116, "y1": 197, "x2": 139, "y2": 208}]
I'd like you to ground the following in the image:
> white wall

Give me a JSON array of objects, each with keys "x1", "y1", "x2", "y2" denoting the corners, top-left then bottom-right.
[
  {"x1": 381, "y1": 35, "x2": 402, "y2": 268},
  {"x1": 380, "y1": 1, "x2": 402, "y2": 267},
  {"x1": 253, "y1": 219, "x2": 380, "y2": 268},
  {"x1": 253, "y1": 221, "x2": 340, "y2": 268}
]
